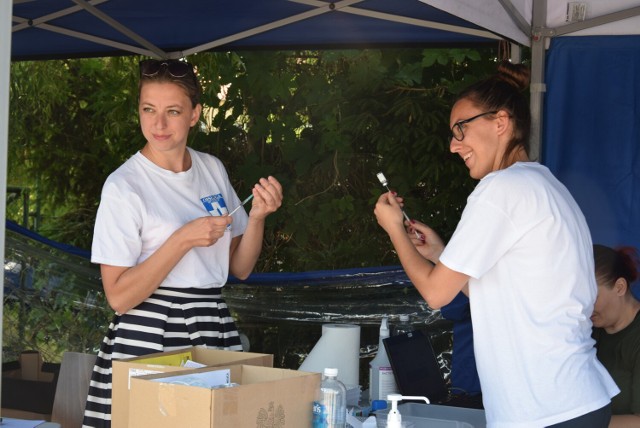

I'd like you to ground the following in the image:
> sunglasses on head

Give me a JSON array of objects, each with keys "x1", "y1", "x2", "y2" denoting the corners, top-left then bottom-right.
[{"x1": 139, "y1": 59, "x2": 194, "y2": 79}]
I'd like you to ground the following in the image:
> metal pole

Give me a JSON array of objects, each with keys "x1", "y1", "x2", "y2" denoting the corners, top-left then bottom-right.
[
  {"x1": 529, "y1": 0, "x2": 548, "y2": 163},
  {"x1": 0, "y1": 0, "x2": 14, "y2": 418}
]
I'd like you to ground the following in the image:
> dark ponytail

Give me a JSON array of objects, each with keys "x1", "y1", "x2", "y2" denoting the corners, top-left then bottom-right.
[{"x1": 593, "y1": 244, "x2": 639, "y2": 291}]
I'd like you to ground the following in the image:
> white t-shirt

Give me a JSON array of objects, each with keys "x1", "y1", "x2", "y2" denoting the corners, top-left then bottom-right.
[
  {"x1": 91, "y1": 147, "x2": 248, "y2": 289},
  {"x1": 440, "y1": 162, "x2": 619, "y2": 428}
]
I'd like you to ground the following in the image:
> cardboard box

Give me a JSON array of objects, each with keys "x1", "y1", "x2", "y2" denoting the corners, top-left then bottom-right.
[
  {"x1": 0, "y1": 407, "x2": 50, "y2": 422},
  {"x1": 20, "y1": 350, "x2": 44, "y2": 381},
  {"x1": 2, "y1": 351, "x2": 60, "y2": 420},
  {"x1": 112, "y1": 347, "x2": 273, "y2": 428},
  {"x1": 129, "y1": 365, "x2": 321, "y2": 427}
]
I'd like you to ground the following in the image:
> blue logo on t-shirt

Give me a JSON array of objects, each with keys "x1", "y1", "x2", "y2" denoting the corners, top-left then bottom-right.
[{"x1": 200, "y1": 194, "x2": 228, "y2": 216}]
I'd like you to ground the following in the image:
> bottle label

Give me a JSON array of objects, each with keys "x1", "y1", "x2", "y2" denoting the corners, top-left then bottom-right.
[
  {"x1": 312, "y1": 401, "x2": 329, "y2": 427},
  {"x1": 378, "y1": 366, "x2": 398, "y2": 399}
]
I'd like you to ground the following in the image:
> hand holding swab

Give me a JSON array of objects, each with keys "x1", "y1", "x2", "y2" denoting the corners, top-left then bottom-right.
[
  {"x1": 228, "y1": 194, "x2": 254, "y2": 216},
  {"x1": 376, "y1": 172, "x2": 421, "y2": 239}
]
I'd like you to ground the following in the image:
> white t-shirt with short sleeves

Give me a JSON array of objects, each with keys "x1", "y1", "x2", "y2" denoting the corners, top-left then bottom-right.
[
  {"x1": 440, "y1": 162, "x2": 619, "y2": 428},
  {"x1": 91, "y1": 147, "x2": 248, "y2": 289}
]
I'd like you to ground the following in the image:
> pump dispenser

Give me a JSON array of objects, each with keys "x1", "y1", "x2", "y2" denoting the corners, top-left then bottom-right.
[
  {"x1": 385, "y1": 394, "x2": 430, "y2": 428},
  {"x1": 369, "y1": 316, "x2": 398, "y2": 402}
]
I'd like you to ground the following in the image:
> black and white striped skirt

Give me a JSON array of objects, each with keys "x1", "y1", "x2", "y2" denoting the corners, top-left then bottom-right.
[{"x1": 82, "y1": 286, "x2": 243, "y2": 428}]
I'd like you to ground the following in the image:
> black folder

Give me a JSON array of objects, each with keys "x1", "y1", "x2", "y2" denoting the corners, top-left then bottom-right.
[{"x1": 382, "y1": 329, "x2": 449, "y2": 403}]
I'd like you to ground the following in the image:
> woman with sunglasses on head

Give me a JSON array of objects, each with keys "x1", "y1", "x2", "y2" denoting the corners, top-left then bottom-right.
[
  {"x1": 592, "y1": 244, "x2": 640, "y2": 427},
  {"x1": 374, "y1": 60, "x2": 618, "y2": 427},
  {"x1": 82, "y1": 59, "x2": 283, "y2": 428}
]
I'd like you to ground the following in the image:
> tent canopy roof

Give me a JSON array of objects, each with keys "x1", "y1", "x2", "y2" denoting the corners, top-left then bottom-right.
[
  {"x1": 425, "y1": 0, "x2": 640, "y2": 46},
  {"x1": 11, "y1": 1, "x2": 640, "y2": 62},
  {"x1": 11, "y1": 0, "x2": 501, "y2": 61}
]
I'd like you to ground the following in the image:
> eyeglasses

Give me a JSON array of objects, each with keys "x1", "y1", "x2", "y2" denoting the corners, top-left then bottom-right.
[
  {"x1": 450, "y1": 111, "x2": 498, "y2": 141},
  {"x1": 139, "y1": 59, "x2": 194, "y2": 79}
]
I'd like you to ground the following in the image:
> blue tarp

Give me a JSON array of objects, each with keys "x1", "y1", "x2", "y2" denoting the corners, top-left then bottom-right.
[{"x1": 543, "y1": 36, "x2": 640, "y2": 254}]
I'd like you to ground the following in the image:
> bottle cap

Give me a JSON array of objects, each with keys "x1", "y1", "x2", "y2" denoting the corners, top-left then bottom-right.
[
  {"x1": 370, "y1": 400, "x2": 387, "y2": 411},
  {"x1": 324, "y1": 367, "x2": 338, "y2": 377},
  {"x1": 381, "y1": 317, "x2": 391, "y2": 338}
]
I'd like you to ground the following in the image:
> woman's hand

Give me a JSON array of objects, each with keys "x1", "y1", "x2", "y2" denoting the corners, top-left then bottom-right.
[
  {"x1": 374, "y1": 191, "x2": 406, "y2": 235},
  {"x1": 179, "y1": 215, "x2": 232, "y2": 248},
  {"x1": 247, "y1": 176, "x2": 283, "y2": 219},
  {"x1": 408, "y1": 220, "x2": 445, "y2": 264}
]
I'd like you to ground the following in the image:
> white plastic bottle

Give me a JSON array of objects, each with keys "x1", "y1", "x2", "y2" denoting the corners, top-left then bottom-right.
[
  {"x1": 369, "y1": 317, "x2": 398, "y2": 402},
  {"x1": 393, "y1": 314, "x2": 412, "y2": 336},
  {"x1": 312, "y1": 367, "x2": 347, "y2": 428}
]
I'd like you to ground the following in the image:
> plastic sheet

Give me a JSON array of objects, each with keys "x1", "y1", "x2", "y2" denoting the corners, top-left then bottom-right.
[
  {"x1": 5, "y1": 221, "x2": 454, "y2": 385},
  {"x1": 223, "y1": 271, "x2": 453, "y2": 388}
]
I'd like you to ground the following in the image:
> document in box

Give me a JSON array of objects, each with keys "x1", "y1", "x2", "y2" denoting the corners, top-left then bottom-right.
[
  {"x1": 126, "y1": 354, "x2": 205, "y2": 389},
  {"x1": 182, "y1": 359, "x2": 206, "y2": 368},
  {"x1": 133, "y1": 351, "x2": 193, "y2": 366},
  {"x1": 128, "y1": 368, "x2": 163, "y2": 389},
  {"x1": 151, "y1": 368, "x2": 231, "y2": 388}
]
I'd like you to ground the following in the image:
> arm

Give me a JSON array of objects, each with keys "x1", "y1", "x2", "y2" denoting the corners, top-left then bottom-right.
[
  {"x1": 374, "y1": 192, "x2": 469, "y2": 309},
  {"x1": 609, "y1": 415, "x2": 640, "y2": 428},
  {"x1": 229, "y1": 176, "x2": 283, "y2": 279},
  {"x1": 102, "y1": 215, "x2": 232, "y2": 314}
]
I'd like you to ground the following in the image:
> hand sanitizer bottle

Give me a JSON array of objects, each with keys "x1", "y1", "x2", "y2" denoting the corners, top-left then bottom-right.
[
  {"x1": 385, "y1": 394, "x2": 430, "y2": 428},
  {"x1": 369, "y1": 317, "x2": 398, "y2": 402}
]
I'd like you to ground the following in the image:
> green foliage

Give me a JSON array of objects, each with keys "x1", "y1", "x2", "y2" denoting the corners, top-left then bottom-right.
[
  {"x1": 8, "y1": 47, "x2": 501, "y2": 272},
  {"x1": 3, "y1": 229, "x2": 110, "y2": 362},
  {"x1": 9, "y1": 57, "x2": 141, "y2": 243}
]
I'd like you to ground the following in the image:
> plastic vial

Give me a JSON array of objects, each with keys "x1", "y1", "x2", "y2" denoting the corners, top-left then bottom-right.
[
  {"x1": 369, "y1": 317, "x2": 398, "y2": 402},
  {"x1": 393, "y1": 314, "x2": 412, "y2": 336},
  {"x1": 313, "y1": 367, "x2": 347, "y2": 428}
]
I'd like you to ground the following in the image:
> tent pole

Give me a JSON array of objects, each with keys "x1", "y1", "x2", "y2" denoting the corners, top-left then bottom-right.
[
  {"x1": 0, "y1": 0, "x2": 13, "y2": 416},
  {"x1": 510, "y1": 42, "x2": 521, "y2": 63},
  {"x1": 529, "y1": 0, "x2": 548, "y2": 163}
]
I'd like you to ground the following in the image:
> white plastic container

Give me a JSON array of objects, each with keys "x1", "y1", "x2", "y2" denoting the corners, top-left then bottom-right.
[
  {"x1": 369, "y1": 317, "x2": 398, "y2": 402},
  {"x1": 313, "y1": 367, "x2": 347, "y2": 428}
]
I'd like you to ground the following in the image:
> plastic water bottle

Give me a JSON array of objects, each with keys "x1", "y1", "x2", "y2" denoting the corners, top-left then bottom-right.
[
  {"x1": 313, "y1": 367, "x2": 347, "y2": 428},
  {"x1": 369, "y1": 317, "x2": 398, "y2": 402},
  {"x1": 393, "y1": 314, "x2": 412, "y2": 336}
]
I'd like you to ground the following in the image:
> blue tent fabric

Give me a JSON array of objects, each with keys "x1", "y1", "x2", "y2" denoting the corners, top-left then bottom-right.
[
  {"x1": 440, "y1": 292, "x2": 481, "y2": 396},
  {"x1": 11, "y1": 0, "x2": 495, "y2": 61},
  {"x1": 543, "y1": 35, "x2": 640, "y2": 298}
]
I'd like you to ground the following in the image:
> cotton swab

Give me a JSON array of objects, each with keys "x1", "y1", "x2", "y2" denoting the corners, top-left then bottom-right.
[
  {"x1": 376, "y1": 172, "x2": 421, "y2": 239},
  {"x1": 228, "y1": 194, "x2": 254, "y2": 216}
]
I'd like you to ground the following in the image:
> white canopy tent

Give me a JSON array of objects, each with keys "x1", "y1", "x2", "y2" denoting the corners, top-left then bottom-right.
[
  {"x1": 422, "y1": 0, "x2": 640, "y2": 161},
  {"x1": 2, "y1": 0, "x2": 640, "y2": 409}
]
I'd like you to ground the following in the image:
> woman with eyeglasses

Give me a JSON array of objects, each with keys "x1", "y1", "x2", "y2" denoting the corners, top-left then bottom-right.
[
  {"x1": 82, "y1": 59, "x2": 283, "y2": 428},
  {"x1": 592, "y1": 244, "x2": 640, "y2": 427},
  {"x1": 374, "y1": 60, "x2": 618, "y2": 427}
]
